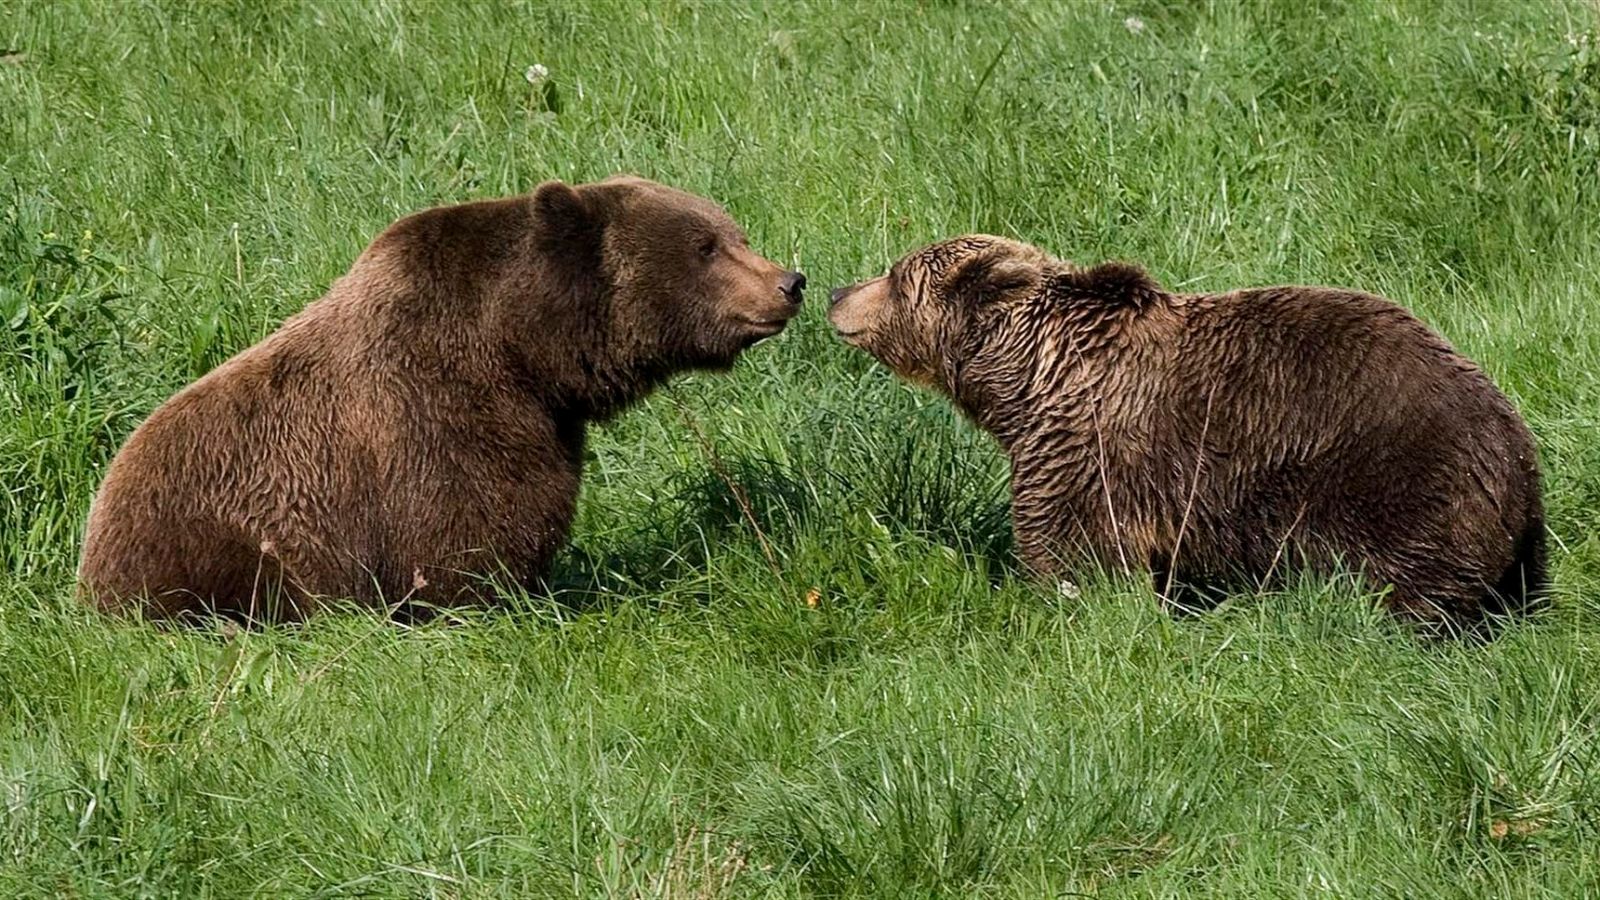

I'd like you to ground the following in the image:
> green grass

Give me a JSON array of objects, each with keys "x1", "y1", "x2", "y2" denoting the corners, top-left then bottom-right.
[{"x1": 4, "y1": 0, "x2": 1600, "y2": 895}]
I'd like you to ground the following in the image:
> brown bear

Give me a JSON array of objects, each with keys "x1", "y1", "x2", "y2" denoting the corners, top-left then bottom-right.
[
  {"x1": 829, "y1": 235, "x2": 1544, "y2": 628},
  {"x1": 79, "y1": 176, "x2": 806, "y2": 623}
]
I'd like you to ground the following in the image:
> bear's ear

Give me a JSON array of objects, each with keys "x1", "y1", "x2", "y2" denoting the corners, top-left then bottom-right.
[
  {"x1": 1053, "y1": 261, "x2": 1165, "y2": 309},
  {"x1": 947, "y1": 247, "x2": 1042, "y2": 306},
  {"x1": 531, "y1": 180, "x2": 598, "y2": 251}
]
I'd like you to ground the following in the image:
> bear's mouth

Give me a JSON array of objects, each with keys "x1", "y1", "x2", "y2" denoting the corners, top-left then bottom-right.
[
  {"x1": 832, "y1": 325, "x2": 870, "y2": 346},
  {"x1": 737, "y1": 317, "x2": 791, "y2": 339},
  {"x1": 731, "y1": 317, "x2": 791, "y2": 350}
]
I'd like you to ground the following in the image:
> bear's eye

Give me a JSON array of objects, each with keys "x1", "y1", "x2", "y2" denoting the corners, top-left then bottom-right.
[{"x1": 699, "y1": 236, "x2": 719, "y2": 259}]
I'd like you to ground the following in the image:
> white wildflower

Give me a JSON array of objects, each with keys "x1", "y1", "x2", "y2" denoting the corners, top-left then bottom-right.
[
  {"x1": 1123, "y1": 16, "x2": 1146, "y2": 35},
  {"x1": 524, "y1": 63, "x2": 549, "y2": 85}
]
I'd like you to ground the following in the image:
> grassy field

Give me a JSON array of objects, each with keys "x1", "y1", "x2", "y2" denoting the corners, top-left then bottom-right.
[{"x1": 4, "y1": 0, "x2": 1600, "y2": 895}]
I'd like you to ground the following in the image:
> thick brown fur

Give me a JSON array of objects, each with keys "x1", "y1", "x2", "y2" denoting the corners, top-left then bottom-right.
[
  {"x1": 80, "y1": 176, "x2": 805, "y2": 623},
  {"x1": 830, "y1": 235, "x2": 1545, "y2": 628}
]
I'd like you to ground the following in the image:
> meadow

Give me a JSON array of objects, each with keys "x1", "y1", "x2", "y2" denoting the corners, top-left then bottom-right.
[{"x1": 4, "y1": 0, "x2": 1600, "y2": 895}]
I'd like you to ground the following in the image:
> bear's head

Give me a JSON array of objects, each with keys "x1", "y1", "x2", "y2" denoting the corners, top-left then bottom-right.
[
  {"x1": 531, "y1": 176, "x2": 805, "y2": 374},
  {"x1": 828, "y1": 234, "x2": 1049, "y2": 392}
]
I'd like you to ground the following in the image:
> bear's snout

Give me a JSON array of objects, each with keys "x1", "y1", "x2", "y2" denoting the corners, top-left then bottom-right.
[
  {"x1": 779, "y1": 270, "x2": 807, "y2": 304},
  {"x1": 827, "y1": 278, "x2": 889, "y2": 348}
]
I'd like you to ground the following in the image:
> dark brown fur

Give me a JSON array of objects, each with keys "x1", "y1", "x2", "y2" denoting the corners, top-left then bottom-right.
[
  {"x1": 830, "y1": 235, "x2": 1545, "y2": 627},
  {"x1": 80, "y1": 176, "x2": 805, "y2": 623}
]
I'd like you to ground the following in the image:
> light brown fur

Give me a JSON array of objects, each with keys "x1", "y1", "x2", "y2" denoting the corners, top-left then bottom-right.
[{"x1": 80, "y1": 176, "x2": 806, "y2": 623}]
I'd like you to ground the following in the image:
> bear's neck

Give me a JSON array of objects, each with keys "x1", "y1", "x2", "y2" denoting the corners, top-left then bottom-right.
[
  {"x1": 945, "y1": 352, "x2": 1038, "y2": 451},
  {"x1": 350, "y1": 206, "x2": 674, "y2": 424},
  {"x1": 485, "y1": 277, "x2": 672, "y2": 424},
  {"x1": 946, "y1": 289, "x2": 1144, "y2": 451}
]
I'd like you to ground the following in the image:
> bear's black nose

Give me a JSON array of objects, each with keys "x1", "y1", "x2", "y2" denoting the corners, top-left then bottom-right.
[{"x1": 779, "y1": 270, "x2": 806, "y2": 303}]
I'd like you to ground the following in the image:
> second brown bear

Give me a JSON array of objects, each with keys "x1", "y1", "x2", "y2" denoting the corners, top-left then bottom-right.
[
  {"x1": 80, "y1": 176, "x2": 806, "y2": 623},
  {"x1": 829, "y1": 235, "x2": 1544, "y2": 627}
]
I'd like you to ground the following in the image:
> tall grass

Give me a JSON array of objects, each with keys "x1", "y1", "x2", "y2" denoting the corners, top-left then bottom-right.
[{"x1": 3, "y1": 0, "x2": 1599, "y2": 895}]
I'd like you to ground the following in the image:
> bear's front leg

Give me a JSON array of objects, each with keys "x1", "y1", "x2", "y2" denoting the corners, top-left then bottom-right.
[
  {"x1": 1010, "y1": 468, "x2": 1154, "y2": 598},
  {"x1": 1010, "y1": 493, "x2": 1107, "y2": 581}
]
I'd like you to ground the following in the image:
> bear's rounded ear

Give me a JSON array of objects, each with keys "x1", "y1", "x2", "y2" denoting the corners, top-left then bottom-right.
[
  {"x1": 531, "y1": 180, "x2": 597, "y2": 249},
  {"x1": 534, "y1": 178, "x2": 592, "y2": 227},
  {"x1": 949, "y1": 248, "x2": 1041, "y2": 305}
]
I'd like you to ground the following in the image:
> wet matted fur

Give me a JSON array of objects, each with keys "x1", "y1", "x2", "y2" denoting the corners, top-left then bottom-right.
[{"x1": 830, "y1": 235, "x2": 1544, "y2": 628}]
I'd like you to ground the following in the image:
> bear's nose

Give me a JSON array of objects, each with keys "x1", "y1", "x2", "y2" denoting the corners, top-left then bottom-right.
[{"x1": 779, "y1": 270, "x2": 806, "y2": 304}]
